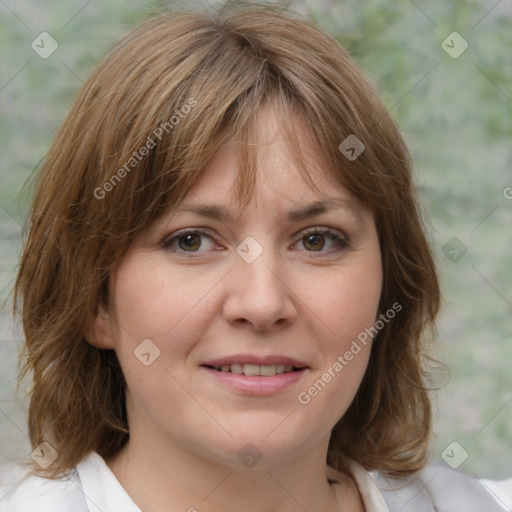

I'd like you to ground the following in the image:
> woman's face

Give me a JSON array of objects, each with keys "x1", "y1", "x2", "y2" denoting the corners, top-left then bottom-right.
[{"x1": 88, "y1": 108, "x2": 383, "y2": 469}]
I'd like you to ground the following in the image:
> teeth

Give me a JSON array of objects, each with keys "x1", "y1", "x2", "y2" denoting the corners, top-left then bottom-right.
[
  {"x1": 260, "y1": 365, "x2": 276, "y2": 376},
  {"x1": 213, "y1": 363, "x2": 300, "y2": 375},
  {"x1": 231, "y1": 364, "x2": 244, "y2": 374},
  {"x1": 243, "y1": 364, "x2": 260, "y2": 376}
]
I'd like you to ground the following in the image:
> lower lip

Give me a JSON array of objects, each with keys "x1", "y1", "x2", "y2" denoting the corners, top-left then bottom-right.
[{"x1": 201, "y1": 366, "x2": 307, "y2": 395}]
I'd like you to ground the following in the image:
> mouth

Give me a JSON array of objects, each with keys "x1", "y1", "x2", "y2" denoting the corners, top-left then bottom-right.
[
  {"x1": 200, "y1": 355, "x2": 309, "y2": 395},
  {"x1": 201, "y1": 363, "x2": 306, "y2": 376},
  {"x1": 200, "y1": 357, "x2": 309, "y2": 396}
]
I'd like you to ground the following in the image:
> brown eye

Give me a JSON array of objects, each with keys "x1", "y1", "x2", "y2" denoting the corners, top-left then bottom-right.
[
  {"x1": 303, "y1": 233, "x2": 326, "y2": 252},
  {"x1": 162, "y1": 229, "x2": 217, "y2": 255},
  {"x1": 162, "y1": 227, "x2": 349, "y2": 258},
  {"x1": 177, "y1": 233, "x2": 202, "y2": 251},
  {"x1": 296, "y1": 228, "x2": 349, "y2": 255}
]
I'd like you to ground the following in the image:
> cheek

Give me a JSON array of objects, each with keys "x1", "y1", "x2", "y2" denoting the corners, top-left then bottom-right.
[
  {"x1": 107, "y1": 258, "x2": 172, "y2": 365},
  {"x1": 296, "y1": 306, "x2": 375, "y2": 432},
  {"x1": 308, "y1": 260, "x2": 382, "y2": 352},
  {"x1": 111, "y1": 256, "x2": 183, "y2": 335},
  {"x1": 109, "y1": 256, "x2": 219, "y2": 371},
  {"x1": 340, "y1": 248, "x2": 382, "y2": 336},
  {"x1": 295, "y1": 254, "x2": 381, "y2": 420}
]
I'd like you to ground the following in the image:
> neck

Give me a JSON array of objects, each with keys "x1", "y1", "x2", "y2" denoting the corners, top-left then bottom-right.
[{"x1": 106, "y1": 436, "x2": 356, "y2": 512}]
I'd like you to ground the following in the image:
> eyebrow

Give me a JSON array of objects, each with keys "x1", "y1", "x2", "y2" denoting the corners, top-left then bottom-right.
[{"x1": 176, "y1": 198, "x2": 365, "y2": 225}]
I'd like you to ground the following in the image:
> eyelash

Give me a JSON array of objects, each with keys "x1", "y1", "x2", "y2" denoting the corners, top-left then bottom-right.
[{"x1": 161, "y1": 227, "x2": 349, "y2": 258}]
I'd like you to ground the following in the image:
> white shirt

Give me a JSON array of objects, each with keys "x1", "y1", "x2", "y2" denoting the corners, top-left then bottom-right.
[
  {"x1": 0, "y1": 451, "x2": 508, "y2": 511},
  {"x1": 0, "y1": 451, "x2": 389, "y2": 511}
]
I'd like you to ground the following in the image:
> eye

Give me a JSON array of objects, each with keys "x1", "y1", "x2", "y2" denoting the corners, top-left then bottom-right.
[
  {"x1": 161, "y1": 229, "x2": 217, "y2": 255},
  {"x1": 293, "y1": 228, "x2": 349, "y2": 255},
  {"x1": 161, "y1": 227, "x2": 349, "y2": 257}
]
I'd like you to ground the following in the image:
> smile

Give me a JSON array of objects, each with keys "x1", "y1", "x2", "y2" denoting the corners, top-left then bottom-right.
[
  {"x1": 200, "y1": 365, "x2": 308, "y2": 396},
  {"x1": 204, "y1": 363, "x2": 304, "y2": 376}
]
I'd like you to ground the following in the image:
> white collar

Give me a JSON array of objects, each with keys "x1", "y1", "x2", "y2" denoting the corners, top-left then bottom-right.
[
  {"x1": 78, "y1": 451, "x2": 142, "y2": 511},
  {"x1": 328, "y1": 460, "x2": 390, "y2": 512},
  {"x1": 78, "y1": 451, "x2": 389, "y2": 511}
]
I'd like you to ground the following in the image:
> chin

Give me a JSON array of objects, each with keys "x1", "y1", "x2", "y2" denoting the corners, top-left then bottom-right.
[{"x1": 187, "y1": 425, "x2": 319, "y2": 470}]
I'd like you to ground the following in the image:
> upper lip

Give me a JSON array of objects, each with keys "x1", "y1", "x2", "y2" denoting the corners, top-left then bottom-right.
[{"x1": 201, "y1": 354, "x2": 309, "y2": 368}]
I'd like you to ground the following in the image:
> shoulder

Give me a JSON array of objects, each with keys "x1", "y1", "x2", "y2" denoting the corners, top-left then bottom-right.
[
  {"x1": 0, "y1": 451, "x2": 140, "y2": 512},
  {"x1": 371, "y1": 463, "x2": 507, "y2": 512},
  {"x1": 0, "y1": 461, "x2": 88, "y2": 511}
]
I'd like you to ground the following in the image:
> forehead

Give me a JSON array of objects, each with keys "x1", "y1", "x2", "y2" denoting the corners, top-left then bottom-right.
[{"x1": 182, "y1": 105, "x2": 348, "y2": 206}]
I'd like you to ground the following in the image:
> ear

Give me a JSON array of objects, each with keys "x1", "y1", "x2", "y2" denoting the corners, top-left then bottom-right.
[{"x1": 85, "y1": 304, "x2": 115, "y2": 350}]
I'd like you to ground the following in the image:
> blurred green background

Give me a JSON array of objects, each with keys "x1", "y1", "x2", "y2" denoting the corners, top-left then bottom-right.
[{"x1": 1, "y1": 0, "x2": 511, "y2": 479}]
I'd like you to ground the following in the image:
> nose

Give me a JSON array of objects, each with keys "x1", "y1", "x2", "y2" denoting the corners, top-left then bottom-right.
[{"x1": 222, "y1": 242, "x2": 297, "y2": 332}]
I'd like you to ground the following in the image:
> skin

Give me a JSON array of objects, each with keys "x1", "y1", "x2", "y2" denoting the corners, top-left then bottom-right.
[{"x1": 87, "y1": 106, "x2": 383, "y2": 512}]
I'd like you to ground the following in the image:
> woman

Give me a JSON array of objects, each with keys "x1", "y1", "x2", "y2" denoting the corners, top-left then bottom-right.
[{"x1": 1, "y1": 1, "x2": 505, "y2": 510}]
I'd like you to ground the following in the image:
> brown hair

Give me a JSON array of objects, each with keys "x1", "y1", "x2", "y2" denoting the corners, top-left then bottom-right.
[{"x1": 14, "y1": 0, "x2": 440, "y2": 480}]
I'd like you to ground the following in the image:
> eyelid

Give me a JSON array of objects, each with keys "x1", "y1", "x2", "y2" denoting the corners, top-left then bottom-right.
[
  {"x1": 161, "y1": 227, "x2": 218, "y2": 251},
  {"x1": 161, "y1": 225, "x2": 350, "y2": 256},
  {"x1": 293, "y1": 227, "x2": 349, "y2": 254}
]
